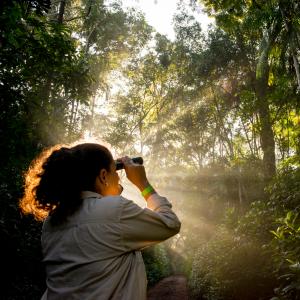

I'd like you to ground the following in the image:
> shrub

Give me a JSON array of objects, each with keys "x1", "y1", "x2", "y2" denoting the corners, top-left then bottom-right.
[
  {"x1": 271, "y1": 211, "x2": 300, "y2": 300},
  {"x1": 188, "y1": 166, "x2": 300, "y2": 300},
  {"x1": 189, "y1": 226, "x2": 276, "y2": 300},
  {"x1": 142, "y1": 243, "x2": 172, "y2": 287}
]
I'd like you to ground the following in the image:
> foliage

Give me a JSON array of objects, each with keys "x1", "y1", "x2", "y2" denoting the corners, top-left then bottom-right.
[
  {"x1": 271, "y1": 211, "x2": 300, "y2": 300},
  {"x1": 189, "y1": 226, "x2": 276, "y2": 300},
  {"x1": 1, "y1": 0, "x2": 300, "y2": 299},
  {"x1": 235, "y1": 166, "x2": 300, "y2": 238},
  {"x1": 0, "y1": 2, "x2": 91, "y2": 145},
  {"x1": 188, "y1": 165, "x2": 300, "y2": 299},
  {"x1": 0, "y1": 2, "x2": 88, "y2": 297},
  {"x1": 142, "y1": 243, "x2": 172, "y2": 287}
]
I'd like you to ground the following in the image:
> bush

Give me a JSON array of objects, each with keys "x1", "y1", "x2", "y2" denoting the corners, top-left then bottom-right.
[
  {"x1": 271, "y1": 211, "x2": 300, "y2": 300},
  {"x1": 0, "y1": 177, "x2": 45, "y2": 299},
  {"x1": 189, "y1": 226, "x2": 276, "y2": 300},
  {"x1": 189, "y1": 166, "x2": 300, "y2": 300},
  {"x1": 142, "y1": 243, "x2": 172, "y2": 287}
]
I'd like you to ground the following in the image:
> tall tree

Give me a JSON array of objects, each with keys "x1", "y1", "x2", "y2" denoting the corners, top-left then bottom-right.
[{"x1": 196, "y1": 0, "x2": 300, "y2": 178}]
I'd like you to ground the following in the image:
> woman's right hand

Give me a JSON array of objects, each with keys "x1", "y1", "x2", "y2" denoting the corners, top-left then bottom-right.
[{"x1": 119, "y1": 156, "x2": 150, "y2": 191}]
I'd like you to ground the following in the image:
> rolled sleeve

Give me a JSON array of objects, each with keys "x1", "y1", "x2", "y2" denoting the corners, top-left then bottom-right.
[{"x1": 120, "y1": 194, "x2": 181, "y2": 251}]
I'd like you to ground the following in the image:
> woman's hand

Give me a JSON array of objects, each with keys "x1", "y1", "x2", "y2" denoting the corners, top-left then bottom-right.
[{"x1": 119, "y1": 156, "x2": 150, "y2": 192}]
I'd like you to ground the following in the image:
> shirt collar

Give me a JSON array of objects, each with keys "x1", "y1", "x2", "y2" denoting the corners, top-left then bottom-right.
[{"x1": 81, "y1": 191, "x2": 102, "y2": 199}]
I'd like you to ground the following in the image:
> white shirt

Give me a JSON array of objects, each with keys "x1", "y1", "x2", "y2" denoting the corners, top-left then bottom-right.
[{"x1": 41, "y1": 191, "x2": 181, "y2": 300}]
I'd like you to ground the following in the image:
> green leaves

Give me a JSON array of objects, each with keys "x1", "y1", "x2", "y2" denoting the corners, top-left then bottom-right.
[
  {"x1": 271, "y1": 211, "x2": 300, "y2": 299},
  {"x1": 142, "y1": 244, "x2": 172, "y2": 287}
]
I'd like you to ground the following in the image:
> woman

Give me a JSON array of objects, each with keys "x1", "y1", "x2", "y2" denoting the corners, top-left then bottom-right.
[{"x1": 20, "y1": 143, "x2": 181, "y2": 300}]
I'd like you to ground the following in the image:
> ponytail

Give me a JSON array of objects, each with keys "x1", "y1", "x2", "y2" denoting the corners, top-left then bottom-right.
[{"x1": 19, "y1": 143, "x2": 113, "y2": 224}]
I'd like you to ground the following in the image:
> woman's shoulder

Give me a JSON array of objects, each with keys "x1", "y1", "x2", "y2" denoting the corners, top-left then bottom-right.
[{"x1": 100, "y1": 195, "x2": 138, "y2": 211}]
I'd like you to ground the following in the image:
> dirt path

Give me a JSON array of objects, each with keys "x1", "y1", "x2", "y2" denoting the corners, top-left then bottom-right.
[{"x1": 147, "y1": 275, "x2": 189, "y2": 300}]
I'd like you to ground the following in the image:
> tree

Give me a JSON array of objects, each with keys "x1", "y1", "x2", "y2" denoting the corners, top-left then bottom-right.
[
  {"x1": 197, "y1": 0, "x2": 300, "y2": 178},
  {"x1": 105, "y1": 33, "x2": 178, "y2": 159}
]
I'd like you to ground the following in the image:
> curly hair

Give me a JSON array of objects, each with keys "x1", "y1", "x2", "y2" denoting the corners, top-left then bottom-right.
[{"x1": 19, "y1": 143, "x2": 113, "y2": 225}]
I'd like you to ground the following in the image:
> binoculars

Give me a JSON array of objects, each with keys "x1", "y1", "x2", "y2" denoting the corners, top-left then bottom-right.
[{"x1": 115, "y1": 157, "x2": 143, "y2": 171}]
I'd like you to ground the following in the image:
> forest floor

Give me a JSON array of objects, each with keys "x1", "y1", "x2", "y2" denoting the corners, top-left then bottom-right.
[{"x1": 147, "y1": 275, "x2": 189, "y2": 300}]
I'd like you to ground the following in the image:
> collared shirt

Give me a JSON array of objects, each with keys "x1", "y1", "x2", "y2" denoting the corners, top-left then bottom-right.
[{"x1": 41, "y1": 191, "x2": 181, "y2": 300}]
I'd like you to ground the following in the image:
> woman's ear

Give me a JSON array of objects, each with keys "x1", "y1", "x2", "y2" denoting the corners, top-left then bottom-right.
[{"x1": 98, "y1": 168, "x2": 108, "y2": 184}]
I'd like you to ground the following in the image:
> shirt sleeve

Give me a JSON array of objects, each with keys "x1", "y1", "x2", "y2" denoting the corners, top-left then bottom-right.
[{"x1": 120, "y1": 193, "x2": 181, "y2": 251}]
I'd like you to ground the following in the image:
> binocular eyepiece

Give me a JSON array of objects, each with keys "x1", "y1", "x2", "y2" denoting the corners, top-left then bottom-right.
[{"x1": 115, "y1": 157, "x2": 143, "y2": 171}]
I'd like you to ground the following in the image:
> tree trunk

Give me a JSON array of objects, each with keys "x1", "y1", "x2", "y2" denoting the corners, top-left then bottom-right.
[
  {"x1": 255, "y1": 60, "x2": 276, "y2": 178},
  {"x1": 57, "y1": 0, "x2": 66, "y2": 24},
  {"x1": 279, "y1": 1, "x2": 300, "y2": 90},
  {"x1": 255, "y1": 27, "x2": 277, "y2": 179},
  {"x1": 256, "y1": 81, "x2": 276, "y2": 178}
]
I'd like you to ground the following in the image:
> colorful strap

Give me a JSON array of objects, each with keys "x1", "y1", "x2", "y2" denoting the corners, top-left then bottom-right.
[{"x1": 141, "y1": 185, "x2": 154, "y2": 198}]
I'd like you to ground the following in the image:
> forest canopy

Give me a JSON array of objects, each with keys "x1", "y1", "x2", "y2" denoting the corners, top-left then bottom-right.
[{"x1": 0, "y1": 0, "x2": 299, "y2": 299}]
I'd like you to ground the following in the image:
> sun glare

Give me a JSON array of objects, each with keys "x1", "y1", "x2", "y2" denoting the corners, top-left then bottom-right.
[{"x1": 121, "y1": 0, "x2": 213, "y2": 40}]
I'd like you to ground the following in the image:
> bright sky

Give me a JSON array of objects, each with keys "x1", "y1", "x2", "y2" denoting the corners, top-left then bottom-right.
[
  {"x1": 95, "y1": 0, "x2": 213, "y2": 117},
  {"x1": 121, "y1": 0, "x2": 213, "y2": 40}
]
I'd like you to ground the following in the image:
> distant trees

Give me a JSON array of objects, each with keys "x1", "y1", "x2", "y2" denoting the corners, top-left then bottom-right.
[
  {"x1": 198, "y1": 0, "x2": 300, "y2": 177},
  {"x1": 107, "y1": 0, "x2": 299, "y2": 181}
]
